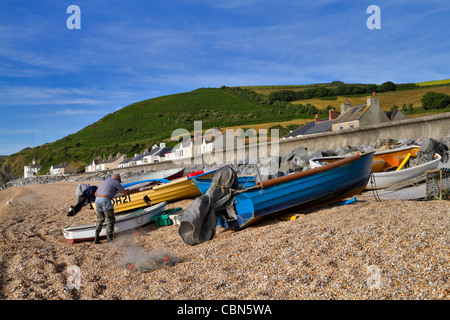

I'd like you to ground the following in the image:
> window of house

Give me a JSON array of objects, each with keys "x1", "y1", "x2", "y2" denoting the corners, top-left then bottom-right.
[
  {"x1": 339, "y1": 126, "x2": 343, "y2": 130},
  {"x1": 349, "y1": 123, "x2": 354, "y2": 129}
]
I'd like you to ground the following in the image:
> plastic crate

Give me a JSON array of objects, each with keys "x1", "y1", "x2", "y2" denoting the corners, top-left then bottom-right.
[
  {"x1": 153, "y1": 214, "x2": 173, "y2": 227},
  {"x1": 152, "y1": 208, "x2": 182, "y2": 227},
  {"x1": 164, "y1": 208, "x2": 182, "y2": 215}
]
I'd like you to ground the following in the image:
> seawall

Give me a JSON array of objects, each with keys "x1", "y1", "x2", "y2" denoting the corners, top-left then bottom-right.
[{"x1": 112, "y1": 112, "x2": 450, "y2": 173}]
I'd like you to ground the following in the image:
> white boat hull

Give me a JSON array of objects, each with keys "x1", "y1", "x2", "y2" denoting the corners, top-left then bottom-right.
[
  {"x1": 63, "y1": 202, "x2": 167, "y2": 243},
  {"x1": 365, "y1": 154, "x2": 441, "y2": 189}
]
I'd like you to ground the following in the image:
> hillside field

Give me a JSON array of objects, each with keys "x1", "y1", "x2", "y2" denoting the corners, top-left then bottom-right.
[{"x1": 293, "y1": 85, "x2": 450, "y2": 114}]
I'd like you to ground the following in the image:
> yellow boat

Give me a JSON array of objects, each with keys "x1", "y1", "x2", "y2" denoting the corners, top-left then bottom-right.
[{"x1": 93, "y1": 169, "x2": 218, "y2": 214}]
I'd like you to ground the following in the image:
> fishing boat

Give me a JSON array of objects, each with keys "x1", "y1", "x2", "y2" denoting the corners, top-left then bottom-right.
[
  {"x1": 122, "y1": 168, "x2": 185, "y2": 189},
  {"x1": 94, "y1": 168, "x2": 219, "y2": 214},
  {"x1": 310, "y1": 146, "x2": 441, "y2": 189},
  {"x1": 366, "y1": 145, "x2": 441, "y2": 189},
  {"x1": 193, "y1": 175, "x2": 256, "y2": 194},
  {"x1": 62, "y1": 202, "x2": 167, "y2": 244},
  {"x1": 215, "y1": 152, "x2": 374, "y2": 230}
]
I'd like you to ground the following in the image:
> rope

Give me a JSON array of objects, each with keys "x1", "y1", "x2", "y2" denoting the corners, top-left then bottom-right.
[{"x1": 369, "y1": 172, "x2": 382, "y2": 202}]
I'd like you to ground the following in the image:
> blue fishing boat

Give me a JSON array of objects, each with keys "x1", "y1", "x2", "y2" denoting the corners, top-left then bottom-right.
[
  {"x1": 212, "y1": 152, "x2": 375, "y2": 230},
  {"x1": 193, "y1": 175, "x2": 256, "y2": 194}
]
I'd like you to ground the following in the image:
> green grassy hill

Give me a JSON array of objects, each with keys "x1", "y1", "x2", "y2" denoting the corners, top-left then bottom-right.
[
  {"x1": 2, "y1": 81, "x2": 450, "y2": 179},
  {"x1": 1, "y1": 87, "x2": 312, "y2": 177}
]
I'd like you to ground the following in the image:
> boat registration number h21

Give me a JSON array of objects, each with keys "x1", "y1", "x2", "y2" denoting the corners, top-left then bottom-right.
[{"x1": 111, "y1": 194, "x2": 132, "y2": 205}]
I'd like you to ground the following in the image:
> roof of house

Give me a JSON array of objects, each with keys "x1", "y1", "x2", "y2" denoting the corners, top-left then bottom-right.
[
  {"x1": 25, "y1": 164, "x2": 41, "y2": 169},
  {"x1": 102, "y1": 156, "x2": 123, "y2": 164},
  {"x1": 51, "y1": 163, "x2": 72, "y2": 169},
  {"x1": 131, "y1": 154, "x2": 144, "y2": 162},
  {"x1": 334, "y1": 104, "x2": 370, "y2": 123},
  {"x1": 283, "y1": 119, "x2": 334, "y2": 138},
  {"x1": 144, "y1": 146, "x2": 172, "y2": 157},
  {"x1": 89, "y1": 159, "x2": 100, "y2": 166},
  {"x1": 144, "y1": 148, "x2": 159, "y2": 157},
  {"x1": 156, "y1": 147, "x2": 172, "y2": 156},
  {"x1": 385, "y1": 110, "x2": 404, "y2": 120},
  {"x1": 119, "y1": 157, "x2": 134, "y2": 165}
]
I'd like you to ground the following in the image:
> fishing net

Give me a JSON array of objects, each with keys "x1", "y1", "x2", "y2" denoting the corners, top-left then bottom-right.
[
  {"x1": 425, "y1": 168, "x2": 450, "y2": 200},
  {"x1": 412, "y1": 138, "x2": 449, "y2": 165},
  {"x1": 136, "y1": 249, "x2": 181, "y2": 273}
]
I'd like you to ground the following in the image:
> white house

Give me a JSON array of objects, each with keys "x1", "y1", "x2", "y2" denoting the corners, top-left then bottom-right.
[
  {"x1": 99, "y1": 153, "x2": 127, "y2": 171},
  {"x1": 50, "y1": 163, "x2": 77, "y2": 175},
  {"x1": 24, "y1": 159, "x2": 41, "y2": 178},
  {"x1": 85, "y1": 158, "x2": 101, "y2": 173},
  {"x1": 193, "y1": 138, "x2": 214, "y2": 157},
  {"x1": 118, "y1": 157, "x2": 133, "y2": 168},
  {"x1": 170, "y1": 139, "x2": 193, "y2": 160},
  {"x1": 131, "y1": 154, "x2": 146, "y2": 166},
  {"x1": 143, "y1": 143, "x2": 172, "y2": 163}
]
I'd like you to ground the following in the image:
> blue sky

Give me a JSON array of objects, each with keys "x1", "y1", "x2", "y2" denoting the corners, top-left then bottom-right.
[{"x1": 1, "y1": 0, "x2": 449, "y2": 155}]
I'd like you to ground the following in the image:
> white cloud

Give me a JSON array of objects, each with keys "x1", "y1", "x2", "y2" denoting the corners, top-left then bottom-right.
[
  {"x1": 55, "y1": 108, "x2": 107, "y2": 116},
  {"x1": 0, "y1": 86, "x2": 136, "y2": 107}
]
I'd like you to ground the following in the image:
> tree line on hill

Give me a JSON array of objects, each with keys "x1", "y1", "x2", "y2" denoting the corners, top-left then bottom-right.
[
  {"x1": 220, "y1": 83, "x2": 450, "y2": 121},
  {"x1": 266, "y1": 81, "x2": 418, "y2": 104},
  {"x1": 220, "y1": 86, "x2": 324, "y2": 117}
]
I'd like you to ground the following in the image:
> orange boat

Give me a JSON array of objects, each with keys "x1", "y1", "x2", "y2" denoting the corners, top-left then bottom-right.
[
  {"x1": 371, "y1": 146, "x2": 420, "y2": 172},
  {"x1": 311, "y1": 145, "x2": 441, "y2": 190}
]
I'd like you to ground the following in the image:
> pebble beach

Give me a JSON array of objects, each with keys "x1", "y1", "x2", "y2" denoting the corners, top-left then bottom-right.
[{"x1": 0, "y1": 178, "x2": 448, "y2": 301}]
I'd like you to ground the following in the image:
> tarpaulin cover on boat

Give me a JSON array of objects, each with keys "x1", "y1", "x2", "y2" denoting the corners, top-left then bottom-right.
[
  {"x1": 415, "y1": 138, "x2": 449, "y2": 164},
  {"x1": 178, "y1": 165, "x2": 238, "y2": 245}
]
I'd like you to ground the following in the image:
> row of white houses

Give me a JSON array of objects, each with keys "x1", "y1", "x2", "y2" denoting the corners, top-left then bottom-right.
[
  {"x1": 24, "y1": 134, "x2": 219, "y2": 177},
  {"x1": 85, "y1": 139, "x2": 215, "y2": 173},
  {"x1": 24, "y1": 160, "x2": 78, "y2": 177}
]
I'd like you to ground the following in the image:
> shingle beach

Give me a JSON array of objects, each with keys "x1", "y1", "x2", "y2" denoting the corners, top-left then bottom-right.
[{"x1": 0, "y1": 179, "x2": 448, "y2": 301}]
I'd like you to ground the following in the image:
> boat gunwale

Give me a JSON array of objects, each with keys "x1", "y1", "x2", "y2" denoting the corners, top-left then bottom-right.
[
  {"x1": 63, "y1": 202, "x2": 167, "y2": 232},
  {"x1": 258, "y1": 152, "x2": 372, "y2": 189},
  {"x1": 372, "y1": 153, "x2": 441, "y2": 177}
]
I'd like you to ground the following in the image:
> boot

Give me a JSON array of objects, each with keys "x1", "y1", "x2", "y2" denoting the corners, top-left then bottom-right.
[
  {"x1": 67, "y1": 206, "x2": 75, "y2": 217},
  {"x1": 94, "y1": 222, "x2": 102, "y2": 244},
  {"x1": 105, "y1": 210, "x2": 115, "y2": 243},
  {"x1": 106, "y1": 222, "x2": 114, "y2": 243}
]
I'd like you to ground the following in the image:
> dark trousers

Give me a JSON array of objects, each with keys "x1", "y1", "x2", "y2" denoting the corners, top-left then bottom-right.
[{"x1": 94, "y1": 209, "x2": 115, "y2": 242}]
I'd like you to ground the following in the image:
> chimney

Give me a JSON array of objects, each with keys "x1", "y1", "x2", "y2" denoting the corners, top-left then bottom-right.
[
  {"x1": 314, "y1": 114, "x2": 319, "y2": 124},
  {"x1": 340, "y1": 99, "x2": 352, "y2": 114},
  {"x1": 367, "y1": 93, "x2": 379, "y2": 108},
  {"x1": 160, "y1": 142, "x2": 166, "y2": 149},
  {"x1": 328, "y1": 108, "x2": 339, "y2": 120}
]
